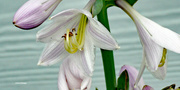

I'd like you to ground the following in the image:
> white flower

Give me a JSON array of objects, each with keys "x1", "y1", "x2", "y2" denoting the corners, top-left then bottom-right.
[
  {"x1": 58, "y1": 53, "x2": 92, "y2": 90},
  {"x1": 37, "y1": 0, "x2": 119, "y2": 76},
  {"x1": 116, "y1": 0, "x2": 180, "y2": 85},
  {"x1": 13, "y1": 0, "x2": 61, "y2": 29}
]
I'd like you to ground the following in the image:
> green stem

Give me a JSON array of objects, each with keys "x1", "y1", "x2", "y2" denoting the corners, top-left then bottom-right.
[{"x1": 97, "y1": 1, "x2": 116, "y2": 90}]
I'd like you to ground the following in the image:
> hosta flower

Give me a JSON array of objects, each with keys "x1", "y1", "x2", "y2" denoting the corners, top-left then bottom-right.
[
  {"x1": 37, "y1": 0, "x2": 119, "y2": 76},
  {"x1": 58, "y1": 54, "x2": 91, "y2": 90},
  {"x1": 116, "y1": 0, "x2": 180, "y2": 84},
  {"x1": 119, "y1": 65, "x2": 145, "y2": 90},
  {"x1": 13, "y1": 0, "x2": 61, "y2": 30}
]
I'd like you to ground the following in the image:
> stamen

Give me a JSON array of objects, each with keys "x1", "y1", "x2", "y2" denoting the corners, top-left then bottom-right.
[
  {"x1": 62, "y1": 14, "x2": 88, "y2": 53},
  {"x1": 76, "y1": 14, "x2": 87, "y2": 50},
  {"x1": 72, "y1": 28, "x2": 76, "y2": 31},
  {"x1": 158, "y1": 48, "x2": 167, "y2": 67},
  {"x1": 62, "y1": 34, "x2": 67, "y2": 39}
]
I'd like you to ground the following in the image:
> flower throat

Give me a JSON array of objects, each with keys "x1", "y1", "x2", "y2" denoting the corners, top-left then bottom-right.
[{"x1": 62, "y1": 14, "x2": 88, "y2": 54}]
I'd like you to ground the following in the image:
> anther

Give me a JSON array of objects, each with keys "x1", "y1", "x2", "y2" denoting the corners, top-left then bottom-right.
[
  {"x1": 69, "y1": 32, "x2": 73, "y2": 37},
  {"x1": 72, "y1": 28, "x2": 76, "y2": 31},
  {"x1": 62, "y1": 34, "x2": 67, "y2": 39}
]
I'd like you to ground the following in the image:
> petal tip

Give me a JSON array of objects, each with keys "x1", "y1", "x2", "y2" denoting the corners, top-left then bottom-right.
[
  {"x1": 13, "y1": 21, "x2": 16, "y2": 25},
  {"x1": 116, "y1": 45, "x2": 120, "y2": 49},
  {"x1": 37, "y1": 61, "x2": 48, "y2": 66},
  {"x1": 37, "y1": 61, "x2": 42, "y2": 66}
]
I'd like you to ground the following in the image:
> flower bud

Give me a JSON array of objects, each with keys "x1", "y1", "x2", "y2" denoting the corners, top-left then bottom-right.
[
  {"x1": 143, "y1": 85, "x2": 154, "y2": 90},
  {"x1": 119, "y1": 65, "x2": 145, "y2": 90},
  {"x1": 13, "y1": 0, "x2": 61, "y2": 30}
]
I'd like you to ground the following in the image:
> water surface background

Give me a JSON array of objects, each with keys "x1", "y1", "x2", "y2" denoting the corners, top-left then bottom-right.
[{"x1": 1, "y1": 0, "x2": 180, "y2": 90}]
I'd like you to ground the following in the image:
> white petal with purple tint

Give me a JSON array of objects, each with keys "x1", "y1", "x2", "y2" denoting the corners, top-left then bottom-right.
[
  {"x1": 87, "y1": 18, "x2": 120, "y2": 50},
  {"x1": 38, "y1": 40, "x2": 69, "y2": 66},
  {"x1": 13, "y1": 0, "x2": 61, "y2": 29},
  {"x1": 58, "y1": 55, "x2": 91, "y2": 90}
]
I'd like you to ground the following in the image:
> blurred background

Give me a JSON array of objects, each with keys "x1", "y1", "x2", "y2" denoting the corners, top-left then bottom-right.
[{"x1": 0, "y1": 0, "x2": 180, "y2": 90}]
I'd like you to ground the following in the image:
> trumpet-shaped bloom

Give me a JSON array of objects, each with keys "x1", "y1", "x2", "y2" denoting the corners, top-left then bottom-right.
[
  {"x1": 116, "y1": 0, "x2": 180, "y2": 83},
  {"x1": 58, "y1": 52, "x2": 92, "y2": 90},
  {"x1": 119, "y1": 65, "x2": 145, "y2": 90},
  {"x1": 37, "y1": 0, "x2": 119, "y2": 76},
  {"x1": 13, "y1": 0, "x2": 61, "y2": 30}
]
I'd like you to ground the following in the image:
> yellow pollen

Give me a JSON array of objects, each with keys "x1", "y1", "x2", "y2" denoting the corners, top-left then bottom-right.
[{"x1": 158, "y1": 48, "x2": 167, "y2": 67}]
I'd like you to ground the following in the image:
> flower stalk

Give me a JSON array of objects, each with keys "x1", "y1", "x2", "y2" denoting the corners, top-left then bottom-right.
[{"x1": 97, "y1": 0, "x2": 116, "y2": 90}]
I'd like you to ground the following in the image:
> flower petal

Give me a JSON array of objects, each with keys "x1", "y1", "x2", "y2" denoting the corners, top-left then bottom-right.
[
  {"x1": 148, "y1": 58, "x2": 167, "y2": 80},
  {"x1": 86, "y1": 18, "x2": 120, "y2": 50},
  {"x1": 51, "y1": 9, "x2": 92, "y2": 20},
  {"x1": 58, "y1": 53, "x2": 92, "y2": 90},
  {"x1": 141, "y1": 17, "x2": 180, "y2": 53},
  {"x1": 134, "y1": 52, "x2": 146, "y2": 88},
  {"x1": 58, "y1": 64, "x2": 69, "y2": 90},
  {"x1": 65, "y1": 61, "x2": 82, "y2": 89},
  {"x1": 142, "y1": 85, "x2": 154, "y2": 90},
  {"x1": 37, "y1": 40, "x2": 69, "y2": 66},
  {"x1": 81, "y1": 77, "x2": 92, "y2": 90},
  {"x1": 37, "y1": 9, "x2": 93, "y2": 43},
  {"x1": 36, "y1": 10, "x2": 82, "y2": 43},
  {"x1": 116, "y1": 0, "x2": 180, "y2": 54},
  {"x1": 81, "y1": 35, "x2": 95, "y2": 75},
  {"x1": 135, "y1": 20, "x2": 163, "y2": 71}
]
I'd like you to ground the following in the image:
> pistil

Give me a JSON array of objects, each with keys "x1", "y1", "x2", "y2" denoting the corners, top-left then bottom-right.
[{"x1": 158, "y1": 48, "x2": 167, "y2": 67}]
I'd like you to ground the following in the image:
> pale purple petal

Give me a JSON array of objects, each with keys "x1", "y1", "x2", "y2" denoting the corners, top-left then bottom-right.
[
  {"x1": 135, "y1": 20, "x2": 163, "y2": 71},
  {"x1": 38, "y1": 40, "x2": 69, "y2": 66},
  {"x1": 135, "y1": 52, "x2": 146, "y2": 87},
  {"x1": 64, "y1": 61, "x2": 82, "y2": 89},
  {"x1": 37, "y1": 10, "x2": 82, "y2": 43},
  {"x1": 148, "y1": 57, "x2": 167, "y2": 80},
  {"x1": 58, "y1": 64, "x2": 69, "y2": 90},
  {"x1": 51, "y1": 9, "x2": 92, "y2": 20},
  {"x1": 80, "y1": 34, "x2": 95, "y2": 75},
  {"x1": 58, "y1": 54, "x2": 92, "y2": 90},
  {"x1": 119, "y1": 65, "x2": 145, "y2": 90},
  {"x1": 142, "y1": 85, "x2": 154, "y2": 90},
  {"x1": 13, "y1": 0, "x2": 61, "y2": 29},
  {"x1": 81, "y1": 77, "x2": 92, "y2": 90},
  {"x1": 36, "y1": 9, "x2": 95, "y2": 43},
  {"x1": 83, "y1": 0, "x2": 96, "y2": 11},
  {"x1": 87, "y1": 18, "x2": 120, "y2": 50}
]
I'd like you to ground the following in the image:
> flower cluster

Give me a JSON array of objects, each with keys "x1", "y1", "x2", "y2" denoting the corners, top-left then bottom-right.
[{"x1": 13, "y1": 0, "x2": 180, "y2": 89}]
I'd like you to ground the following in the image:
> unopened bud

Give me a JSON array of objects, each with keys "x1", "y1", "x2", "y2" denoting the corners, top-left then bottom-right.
[{"x1": 13, "y1": 0, "x2": 61, "y2": 30}]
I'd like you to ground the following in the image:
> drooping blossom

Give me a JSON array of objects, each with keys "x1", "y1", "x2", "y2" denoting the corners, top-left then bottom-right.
[{"x1": 116, "y1": 0, "x2": 180, "y2": 85}]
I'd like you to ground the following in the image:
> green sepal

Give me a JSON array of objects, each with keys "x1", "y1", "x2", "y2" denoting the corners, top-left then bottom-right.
[
  {"x1": 125, "y1": 0, "x2": 137, "y2": 6},
  {"x1": 162, "y1": 84, "x2": 175, "y2": 90},
  {"x1": 92, "y1": 0, "x2": 103, "y2": 16},
  {"x1": 95, "y1": 87, "x2": 98, "y2": 90},
  {"x1": 117, "y1": 70, "x2": 129, "y2": 90}
]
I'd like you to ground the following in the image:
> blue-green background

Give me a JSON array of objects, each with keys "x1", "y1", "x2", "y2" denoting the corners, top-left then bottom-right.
[{"x1": 0, "y1": 0, "x2": 180, "y2": 90}]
